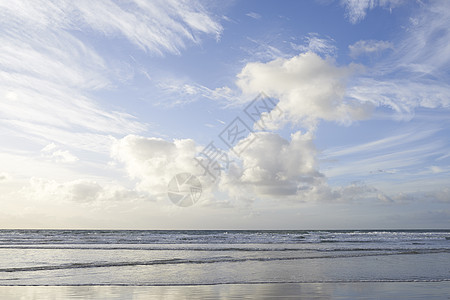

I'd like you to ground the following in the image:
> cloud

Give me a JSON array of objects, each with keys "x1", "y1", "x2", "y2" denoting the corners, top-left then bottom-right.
[
  {"x1": 394, "y1": 1, "x2": 450, "y2": 76},
  {"x1": 291, "y1": 33, "x2": 337, "y2": 57},
  {"x1": 50, "y1": 150, "x2": 79, "y2": 164},
  {"x1": 237, "y1": 52, "x2": 373, "y2": 129},
  {"x1": 246, "y1": 12, "x2": 262, "y2": 19},
  {"x1": 241, "y1": 38, "x2": 288, "y2": 63},
  {"x1": 0, "y1": 0, "x2": 222, "y2": 153},
  {"x1": 215, "y1": 130, "x2": 381, "y2": 204},
  {"x1": 110, "y1": 133, "x2": 382, "y2": 205},
  {"x1": 387, "y1": 188, "x2": 450, "y2": 204},
  {"x1": 347, "y1": 78, "x2": 450, "y2": 119},
  {"x1": 0, "y1": 172, "x2": 11, "y2": 182},
  {"x1": 41, "y1": 143, "x2": 79, "y2": 163},
  {"x1": 154, "y1": 79, "x2": 238, "y2": 107},
  {"x1": 341, "y1": 0, "x2": 405, "y2": 24},
  {"x1": 221, "y1": 131, "x2": 323, "y2": 198},
  {"x1": 429, "y1": 166, "x2": 443, "y2": 174},
  {"x1": 21, "y1": 177, "x2": 143, "y2": 204},
  {"x1": 349, "y1": 40, "x2": 393, "y2": 58},
  {"x1": 322, "y1": 126, "x2": 447, "y2": 179},
  {"x1": 322, "y1": 127, "x2": 441, "y2": 158},
  {"x1": 0, "y1": 1, "x2": 222, "y2": 56},
  {"x1": 347, "y1": 1, "x2": 450, "y2": 118},
  {"x1": 111, "y1": 135, "x2": 217, "y2": 201},
  {"x1": 72, "y1": 0, "x2": 222, "y2": 54}
]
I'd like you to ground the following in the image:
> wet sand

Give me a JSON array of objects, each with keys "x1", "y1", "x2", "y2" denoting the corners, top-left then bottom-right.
[{"x1": 1, "y1": 282, "x2": 449, "y2": 299}]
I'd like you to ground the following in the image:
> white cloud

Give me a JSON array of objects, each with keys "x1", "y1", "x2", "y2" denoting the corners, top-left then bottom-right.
[
  {"x1": 110, "y1": 133, "x2": 382, "y2": 205},
  {"x1": 430, "y1": 166, "x2": 443, "y2": 174},
  {"x1": 21, "y1": 177, "x2": 143, "y2": 204},
  {"x1": 41, "y1": 143, "x2": 79, "y2": 163},
  {"x1": 246, "y1": 12, "x2": 262, "y2": 19},
  {"x1": 395, "y1": 1, "x2": 450, "y2": 76},
  {"x1": 0, "y1": 0, "x2": 223, "y2": 167},
  {"x1": 0, "y1": 172, "x2": 11, "y2": 182},
  {"x1": 222, "y1": 131, "x2": 323, "y2": 198},
  {"x1": 349, "y1": 40, "x2": 393, "y2": 58},
  {"x1": 0, "y1": 0, "x2": 222, "y2": 127},
  {"x1": 346, "y1": 2, "x2": 450, "y2": 118},
  {"x1": 0, "y1": 0, "x2": 222, "y2": 56},
  {"x1": 347, "y1": 77, "x2": 450, "y2": 120},
  {"x1": 41, "y1": 143, "x2": 58, "y2": 153},
  {"x1": 325, "y1": 142, "x2": 445, "y2": 179},
  {"x1": 51, "y1": 150, "x2": 79, "y2": 164},
  {"x1": 241, "y1": 38, "x2": 288, "y2": 63},
  {"x1": 72, "y1": 0, "x2": 221, "y2": 54},
  {"x1": 341, "y1": 0, "x2": 405, "y2": 24},
  {"x1": 216, "y1": 131, "x2": 381, "y2": 204},
  {"x1": 320, "y1": 125, "x2": 449, "y2": 204},
  {"x1": 237, "y1": 52, "x2": 373, "y2": 129},
  {"x1": 111, "y1": 135, "x2": 216, "y2": 201},
  {"x1": 154, "y1": 79, "x2": 238, "y2": 107},
  {"x1": 322, "y1": 127, "x2": 440, "y2": 158},
  {"x1": 291, "y1": 33, "x2": 337, "y2": 57},
  {"x1": 0, "y1": 33, "x2": 140, "y2": 138}
]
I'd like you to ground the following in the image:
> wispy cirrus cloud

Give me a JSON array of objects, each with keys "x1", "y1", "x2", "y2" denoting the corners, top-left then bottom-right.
[
  {"x1": 0, "y1": 0, "x2": 222, "y2": 55},
  {"x1": 349, "y1": 40, "x2": 393, "y2": 58},
  {"x1": 0, "y1": 0, "x2": 222, "y2": 151},
  {"x1": 291, "y1": 33, "x2": 337, "y2": 57},
  {"x1": 347, "y1": 1, "x2": 450, "y2": 119},
  {"x1": 246, "y1": 12, "x2": 262, "y2": 20},
  {"x1": 154, "y1": 79, "x2": 239, "y2": 107},
  {"x1": 340, "y1": 0, "x2": 405, "y2": 24},
  {"x1": 322, "y1": 127, "x2": 441, "y2": 158},
  {"x1": 321, "y1": 125, "x2": 450, "y2": 188}
]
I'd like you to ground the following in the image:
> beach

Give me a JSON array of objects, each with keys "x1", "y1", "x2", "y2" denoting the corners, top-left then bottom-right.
[
  {"x1": 1, "y1": 282, "x2": 450, "y2": 299},
  {"x1": 0, "y1": 230, "x2": 448, "y2": 298}
]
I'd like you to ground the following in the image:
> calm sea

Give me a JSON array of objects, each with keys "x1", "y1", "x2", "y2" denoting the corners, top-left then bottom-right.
[{"x1": 0, "y1": 230, "x2": 448, "y2": 285}]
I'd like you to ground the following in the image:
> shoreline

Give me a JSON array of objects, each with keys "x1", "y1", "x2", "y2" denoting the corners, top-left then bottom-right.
[{"x1": 1, "y1": 282, "x2": 449, "y2": 299}]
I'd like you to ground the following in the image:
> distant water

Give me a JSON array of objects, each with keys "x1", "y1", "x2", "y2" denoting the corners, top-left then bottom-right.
[{"x1": 0, "y1": 230, "x2": 449, "y2": 285}]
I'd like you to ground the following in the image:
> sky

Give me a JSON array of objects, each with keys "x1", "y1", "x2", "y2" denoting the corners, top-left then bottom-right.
[{"x1": 0, "y1": 0, "x2": 449, "y2": 229}]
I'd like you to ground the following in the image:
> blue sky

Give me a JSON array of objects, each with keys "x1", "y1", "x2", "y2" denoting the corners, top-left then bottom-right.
[{"x1": 0, "y1": 0, "x2": 449, "y2": 229}]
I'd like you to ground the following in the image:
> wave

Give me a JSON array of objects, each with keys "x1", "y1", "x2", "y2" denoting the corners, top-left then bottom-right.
[
  {"x1": 1, "y1": 249, "x2": 448, "y2": 273},
  {"x1": 0, "y1": 245, "x2": 448, "y2": 252},
  {"x1": 1, "y1": 229, "x2": 448, "y2": 246},
  {"x1": 2, "y1": 279, "x2": 449, "y2": 286}
]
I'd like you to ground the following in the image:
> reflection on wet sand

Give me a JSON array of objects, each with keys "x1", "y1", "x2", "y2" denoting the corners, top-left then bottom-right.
[{"x1": 1, "y1": 282, "x2": 449, "y2": 300}]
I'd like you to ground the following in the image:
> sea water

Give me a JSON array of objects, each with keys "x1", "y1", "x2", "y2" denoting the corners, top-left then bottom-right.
[{"x1": 0, "y1": 230, "x2": 448, "y2": 285}]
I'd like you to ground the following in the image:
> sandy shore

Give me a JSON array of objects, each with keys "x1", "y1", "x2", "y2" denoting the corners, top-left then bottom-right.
[{"x1": 0, "y1": 282, "x2": 449, "y2": 299}]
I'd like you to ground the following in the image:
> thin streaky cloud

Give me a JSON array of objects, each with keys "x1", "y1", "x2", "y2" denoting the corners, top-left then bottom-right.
[
  {"x1": 246, "y1": 12, "x2": 262, "y2": 19},
  {"x1": 324, "y1": 141, "x2": 447, "y2": 178},
  {"x1": 322, "y1": 127, "x2": 441, "y2": 158}
]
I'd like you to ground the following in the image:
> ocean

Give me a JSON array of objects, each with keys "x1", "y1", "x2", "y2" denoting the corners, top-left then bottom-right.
[{"x1": 0, "y1": 229, "x2": 449, "y2": 286}]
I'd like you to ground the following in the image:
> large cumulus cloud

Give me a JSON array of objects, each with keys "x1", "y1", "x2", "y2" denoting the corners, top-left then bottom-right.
[
  {"x1": 237, "y1": 52, "x2": 373, "y2": 129},
  {"x1": 222, "y1": 131, "x2": 323, "y2": 197}
]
